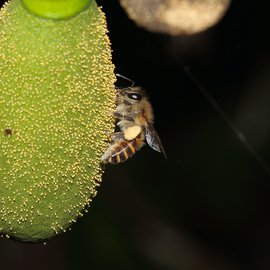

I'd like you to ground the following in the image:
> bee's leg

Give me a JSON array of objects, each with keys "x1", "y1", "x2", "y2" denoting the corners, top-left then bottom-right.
[
  {"x1": 113, "y1": 112, "x2": 122, "y2": 119},
  {"x1": 110, "y1": 132, "x2": 125, "y2": 142},
  {"x1": 114, "y1": 112, "x2": 134, "y2": 122},
  {"x1": 101, "y1": 132, "x2": 124, "y2": 164}
]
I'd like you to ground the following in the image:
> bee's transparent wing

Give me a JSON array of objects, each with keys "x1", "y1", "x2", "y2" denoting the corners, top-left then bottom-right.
[{"x1": 145, "y1": 124, "x2": 167, "y2": 159}]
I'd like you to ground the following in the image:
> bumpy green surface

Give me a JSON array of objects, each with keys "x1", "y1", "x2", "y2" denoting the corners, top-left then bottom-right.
[{"x1": 0, "y1": 0, "x2": 115, "y2": 242}]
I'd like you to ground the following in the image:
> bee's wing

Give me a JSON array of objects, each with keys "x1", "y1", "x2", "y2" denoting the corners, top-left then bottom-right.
[{"x1": 145, "y1": 123, "x2": 167, "y2": 159}]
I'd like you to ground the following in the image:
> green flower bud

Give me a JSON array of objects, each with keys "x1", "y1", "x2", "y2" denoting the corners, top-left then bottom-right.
[{"x1": 0, "y1": 0, "x2": 115, "y2": 242}]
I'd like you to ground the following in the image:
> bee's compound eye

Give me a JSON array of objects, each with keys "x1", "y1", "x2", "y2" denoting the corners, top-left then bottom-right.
[{"x1": 127, "y1": 93, "x2": 142, "y2": 100}]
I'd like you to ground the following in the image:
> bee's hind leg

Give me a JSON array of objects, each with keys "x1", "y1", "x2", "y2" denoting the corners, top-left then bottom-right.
[
  {"x1": 114, "y1": 112, "x2": 134, "y2": 122},
  {"x1": 110, "y1": 132, "x2": 125, "y2": 142},
  {"x1": 101, "y1": 132, "x2": 125, "y2": 164}
]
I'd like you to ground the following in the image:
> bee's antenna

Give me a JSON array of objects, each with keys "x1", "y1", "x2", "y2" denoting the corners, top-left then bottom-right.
[{"x1": 116, "y1": 73, "x2": 135, "y2": 88}]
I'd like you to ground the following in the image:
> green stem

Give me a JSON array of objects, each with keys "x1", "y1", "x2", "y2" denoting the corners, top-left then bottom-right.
[{"x1": 22, "y1": 0, "x2": 92, "y2": 19}]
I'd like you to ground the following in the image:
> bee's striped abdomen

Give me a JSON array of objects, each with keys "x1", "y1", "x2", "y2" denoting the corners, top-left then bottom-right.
[{"x1": 107, "y1": 137, "x2": 143, "y2": 164}]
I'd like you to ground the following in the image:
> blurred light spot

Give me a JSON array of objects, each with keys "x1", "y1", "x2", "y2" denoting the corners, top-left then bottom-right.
[{"x1": 119, "y1": 0, "x2": 231, "y2": 35}]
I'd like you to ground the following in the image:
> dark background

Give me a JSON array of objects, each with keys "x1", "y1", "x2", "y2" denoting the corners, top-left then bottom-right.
[{"x1": 1, "y1": 1, "x2": 270, "y2": 270}]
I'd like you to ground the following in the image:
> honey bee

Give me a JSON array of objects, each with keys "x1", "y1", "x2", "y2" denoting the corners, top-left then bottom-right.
[{"x1": 101, "y1": 78, "x2": 166, "y2": 164}]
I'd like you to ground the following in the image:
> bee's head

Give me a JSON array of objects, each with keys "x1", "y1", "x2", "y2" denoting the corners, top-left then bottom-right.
[{"x1": 119, "y1": 87, "x2": 147, "y2": 104}]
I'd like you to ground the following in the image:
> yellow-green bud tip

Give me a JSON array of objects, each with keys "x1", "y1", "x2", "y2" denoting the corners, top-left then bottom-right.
[{"x1": 22, "y1": 0, "x2": 92, "y2": 19}]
